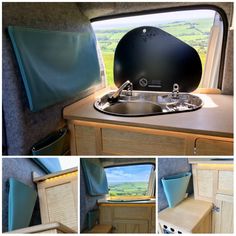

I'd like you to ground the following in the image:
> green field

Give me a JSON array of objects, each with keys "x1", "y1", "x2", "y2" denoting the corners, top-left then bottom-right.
[
  {"x1": 109, "y1": 182, "x2": 148, "y2": 196},
  {"x1": 94, "y1": 18, "x2": 213, "y2": 87}
]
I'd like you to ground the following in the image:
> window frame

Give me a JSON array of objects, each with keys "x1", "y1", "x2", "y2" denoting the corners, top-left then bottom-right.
[
  {"x1": 104, "y1": 162, "x2": 156, "y2": 199},
  {"x1": 91, "y1": 4, "x2": 228, "y2": 90}
]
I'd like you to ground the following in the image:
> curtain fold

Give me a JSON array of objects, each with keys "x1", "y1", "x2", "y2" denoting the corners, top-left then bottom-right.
[{"x1": 81, "y1": 158, "x2": 108, "y2": 196}]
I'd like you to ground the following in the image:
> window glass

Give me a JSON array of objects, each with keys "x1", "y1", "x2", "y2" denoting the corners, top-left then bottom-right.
[
  {"x1": 105, "y1": 164, "x2": 154, "y2": 197},
  {"x1": 58, "y1": 157, "x2": 78, "y2": 170},
  {"x1": 92, "y1": 9, "x2": 218, "y2": 88}
]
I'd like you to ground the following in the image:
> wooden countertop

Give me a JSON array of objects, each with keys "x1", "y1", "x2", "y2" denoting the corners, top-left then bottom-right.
[
  {"x1": 63, "y1": 91, "x2": 233, "y2": 138},
  {"x1": 159, "y1": 197, "x2": 213, "y2": 233},
  {"x1": 98, "y1": 197, "x2": 156, "y2": 206},
  {"x1": 188, "y1": 158, "x2": 233, "y2": 165},
  {"x1": 99, "y1": 202, "x2": 156, "y2": 207}
]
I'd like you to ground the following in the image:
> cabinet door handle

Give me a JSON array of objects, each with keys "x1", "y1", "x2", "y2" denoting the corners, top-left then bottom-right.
[{"x1": 212, "y1": 205, "x2": 220, "y2": 212}]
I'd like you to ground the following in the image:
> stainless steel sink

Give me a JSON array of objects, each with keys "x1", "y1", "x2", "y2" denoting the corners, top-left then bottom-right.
[
  {"x1": 94, "y1": 90, "x2": 203, "y2": 117},
  {"x1": 104, "y1": 101, "x2": 162, "y2": 116}
]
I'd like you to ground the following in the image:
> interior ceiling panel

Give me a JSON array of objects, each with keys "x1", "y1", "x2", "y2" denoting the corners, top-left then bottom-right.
[
  {"x1": 100, "y1": 158, "x2": 156, "y2": 167},
  {"x1": 78, "y1": 2, "x2": 233, "y2": 26}
]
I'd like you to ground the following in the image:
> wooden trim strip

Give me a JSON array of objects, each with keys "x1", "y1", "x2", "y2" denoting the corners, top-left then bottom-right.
[
  {"x1": 33, "y1": 167, "x2": 78, "y2": 182},
  {"x1": 4, "y1": 222, "x2": 76, "y2": 234}
]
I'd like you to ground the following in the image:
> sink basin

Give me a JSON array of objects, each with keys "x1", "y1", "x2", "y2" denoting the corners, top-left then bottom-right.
[
  {"x1": 104, "y1": 101, "x2": 162, "y2": 116},
  {"x1": 94, "y1": 91, "x2": 203, "y2": 117}
]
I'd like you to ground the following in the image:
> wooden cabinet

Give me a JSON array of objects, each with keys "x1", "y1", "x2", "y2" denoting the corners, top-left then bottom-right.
[
  {"x1": 68, "y1": 120, "x2": 233, "y2": 156},
  {"x1": 213, "y1": 194, "x2": 234, "y2": 233},
  {"x1": 194, "y1": 138, "x2": 233, "y2": 155},
  {"x1": 192, "y1": 168, "x2": 215, "y2": 202},
  {"x1": 99, "y1": 203, "x2": 155, "y2": 233},
  {"x1": 33, "y1": 168, "x2": 78, "y2": 232},
  {"x1": 192, "y1": 163, "x2": 233, "y2": 233},
  {"x1": 113, "y1": 219, "x2": 149, "y2": 233},
  {"x1": 158, "y1": 197, "x2": 212, "y2": 233}
]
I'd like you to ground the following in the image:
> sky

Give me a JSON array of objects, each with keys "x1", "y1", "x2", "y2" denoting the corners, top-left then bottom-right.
[
  {"x1": 105, "y1": 164, "x2": 153, "y2": 183},
  {"x1": 92, "y1": 9, "x2": 215, "y2": 30},
  {"x1": 59, "y1": 157, "x2": 78, "y2": 170}
]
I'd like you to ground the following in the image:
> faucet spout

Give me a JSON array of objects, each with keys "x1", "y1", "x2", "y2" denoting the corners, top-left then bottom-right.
[{"x1": 108, "y1": 80, "x2": 133, "y2": 102}]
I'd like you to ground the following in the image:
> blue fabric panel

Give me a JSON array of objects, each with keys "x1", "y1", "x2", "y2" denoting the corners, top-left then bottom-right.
[
  {"x1": 8, "y1": 26, "x2": 101, "y2": 112},
  {"x1": 3, "y1": 3, "x2": 101, "y2": 155},
  {"x1": 81, "y1": 158, "x2": 108, "y2": 196},
  {"x1": 8, "y1": 178, "x2": 37, "y2": 231},
  {"x1": 32, "y1": 158, "x2": 61, "y2": 174},
  {"x1": 80, "y1": 164, "x2": 104, "y2": 232},
  {"x1": 158, "y1": 158, "x2": 192, "y2": 212},
  {"x1": 2, "y1": 158, "x2": 46, "y2": 232},
  {"x1": 161, "y1": 172, "x2": 191, "y2": 208}
]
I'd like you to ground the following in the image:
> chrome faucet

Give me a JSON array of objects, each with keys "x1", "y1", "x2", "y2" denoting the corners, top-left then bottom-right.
[{"x1": 108, "y1": 80, "x2": 133, "y2": 102}]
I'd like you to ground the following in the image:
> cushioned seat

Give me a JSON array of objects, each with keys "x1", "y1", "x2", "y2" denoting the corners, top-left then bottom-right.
[{"x1": 8, "y1": 178, "x2": 37, "y2": 231}]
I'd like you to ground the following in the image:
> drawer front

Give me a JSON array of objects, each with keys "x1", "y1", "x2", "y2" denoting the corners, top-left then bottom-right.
[
  {"x1": 217, "y1": 171, "x2": 233, "y2": 195},
  {"x1": 102, "y1": 128, "x2": 186, "y2": 155},
  {"x1": 113, "y1": 219, "x2": 149, "y2": 233},
  {"x1": 195, "y1": 138, "x2": 233, "y2": 155}
]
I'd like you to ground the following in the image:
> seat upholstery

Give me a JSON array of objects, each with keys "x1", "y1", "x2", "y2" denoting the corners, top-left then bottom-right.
[{"x1": 2, "y1": 158, "x2": 47, "y2": 232}]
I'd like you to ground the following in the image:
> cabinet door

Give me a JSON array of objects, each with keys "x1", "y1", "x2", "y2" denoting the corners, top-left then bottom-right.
[
  {"x1": 195, "y1": 138, "x2": 233, "y2": 155},
  {"x1": 74, "y1": 126, "x2": 99, "y2": 154},
  {"x1": 102, "y1": 128, "x2": 187, "y2": 155},
  {"x1": 99, "y1": 206, "x2": 113, "y2": 225},
  {"x1": 113, "y1": 219, "x2": 149, "y2": 233},
  {"x1": 38, "y1": 180, "x2": 78, "y2": 231},
  {"x1": 217, "y1": 170, "x2": 233, "y2": 195},
  {"x1": 192, "y1": 168, "x2": 215, "y2": 202},
  {"x1": 213, "y1": 194, "x2": 233, "y2": 233}
]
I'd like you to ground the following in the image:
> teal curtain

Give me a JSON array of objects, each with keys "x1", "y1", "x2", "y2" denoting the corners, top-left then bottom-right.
[
  {"x1": 81, "y1": 158, "x2": 108, "y2": 196},
  {"x1": 8, "y1": 26, "x2": 101, "y2": 112}
]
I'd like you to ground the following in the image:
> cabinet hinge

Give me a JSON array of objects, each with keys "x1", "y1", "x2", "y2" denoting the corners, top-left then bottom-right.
[{"x1": 212, "y1": 204, "x2": 220, "y2": 212}]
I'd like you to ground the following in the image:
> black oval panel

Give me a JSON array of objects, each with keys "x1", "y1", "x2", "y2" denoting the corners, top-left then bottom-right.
[{"x1": 114, "y1": 26, "x2": 202, "y2": 92}]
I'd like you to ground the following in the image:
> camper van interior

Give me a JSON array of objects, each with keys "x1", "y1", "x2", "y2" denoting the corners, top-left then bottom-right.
[
  {"x1": 2, "y1": 157, "x2": 233, "y2": 234},
  {"x1": 2, "y1": 158, "x2": 78, "y2": 234},
  {"x1": 80, "y1": 157, "x2": 156, "y2": 233},
  {"x1": 2, "y1": 2, "x2": 234, "y2": 156},
  {"x1": 1, "y1": 2, "x2": 234, "y2": 235},
  {"x1": 158, "y1": 157, "x2": 233, "y2": 234}
]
